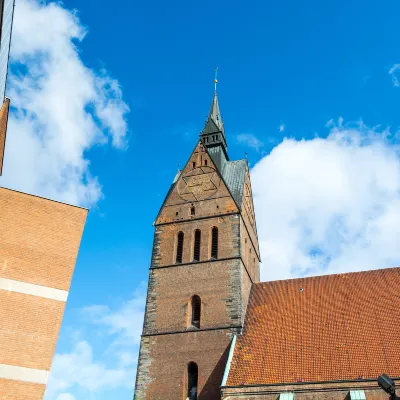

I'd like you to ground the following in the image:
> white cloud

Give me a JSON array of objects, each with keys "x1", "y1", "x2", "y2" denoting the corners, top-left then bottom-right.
[
  {"x1": 56, "y1": 394, "x2": 76, "y2": 400},
  {"x1": 252, "y1": 119, "x2": 400, "y2": 281},
  {"x1": 45, "y1": 283, "x2": 146, "y2": 399},
  {"x1": 279, "y1": 123, "x2": 285, "y2": 132},
  {"x1": 237, "y1": 133, "x2": 264, "y2": 152},
  {"x1": 0, "y1": 0, "x2": 129, "y2": 207},
  {"x1": 389, "y1": 64, "x2": 400, "y2": 87}
]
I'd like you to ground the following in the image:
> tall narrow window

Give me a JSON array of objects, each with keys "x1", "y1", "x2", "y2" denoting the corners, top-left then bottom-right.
[
  {"x1": 176, "y1": 231, "x2": 184, "y2": 264},
  {"x1": 191, "y1": 295, "x2": 201, "y2": 328},
  {"x1": 204, "y1": 159, "x2": 208, "y2": 166},
  {"x1": 187, "y1": 362, "x2": 198, "y2": 400},
  {"x1": 192, "y1": 162, "x2": 196, "y2": 168},
  {"x1": 211, "y1": 227, "x2": 218, "y2": 259},
  {"x1": 190, "y1": 206, "x2": 195, "y2": 216},
  {"x1": 193, "y1": 229, "x2": 201, "y2": 261}
]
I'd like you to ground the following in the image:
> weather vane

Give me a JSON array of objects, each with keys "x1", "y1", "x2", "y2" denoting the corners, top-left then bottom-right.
[{"x1": 214, "y1": 67, "x2": 218, "y2": 92}]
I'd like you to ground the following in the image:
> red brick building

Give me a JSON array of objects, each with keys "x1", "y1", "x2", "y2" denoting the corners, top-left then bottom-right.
[
  {"x1": 0, "y1": 2, "x2": 88, "y2": 397},
  {"x1": 134, "y1": 89, "x2": 400, "y2": 400}
]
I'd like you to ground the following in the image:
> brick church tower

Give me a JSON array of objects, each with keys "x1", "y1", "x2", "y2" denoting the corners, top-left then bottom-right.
[{"x1": 134, "y1": 88, "x2": 260, "y2": 400}]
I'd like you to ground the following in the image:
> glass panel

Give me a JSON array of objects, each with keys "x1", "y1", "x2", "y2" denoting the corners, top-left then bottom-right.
[
  {"x1": 350, "y1": 390, "x2": 366, "y2": 400},
  {"x1": 0, "y1": 0, "x2": 15, "y2": 100},
  {"x1": 279, "y1": 393, "x2": 294, "y2": 400}
]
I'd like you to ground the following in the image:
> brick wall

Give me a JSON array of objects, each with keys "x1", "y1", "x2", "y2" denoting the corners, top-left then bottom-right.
[
  {"x1": 0, "y1": 187, "x2": 87, "y2": 399},
  {"x1": 135, "y1": 330, "x2": 234, "y2": 400},
  {"x1": 0, "y1": 379, "x2": 46, "y2": 400},
  {"x1": 221, "y1": 380, "x2": 399, "y2": 399},
  {"x1": 135, "y1": 141, "x2": 257, "y2": 399},
  {"x1": 0, "y1": 97, "x2": 9, "y2": 176}
]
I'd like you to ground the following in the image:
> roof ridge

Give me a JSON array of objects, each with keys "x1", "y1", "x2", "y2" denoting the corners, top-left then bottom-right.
[{"x1": 255, "y1": 266, "x2": 400, "y2": 286}]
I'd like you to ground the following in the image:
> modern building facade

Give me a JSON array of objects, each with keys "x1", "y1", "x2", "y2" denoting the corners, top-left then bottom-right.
[
  {"x1": 0, "y1": 3, "x2": 88, "y2": 398},
  {"x1": 0, "y1": 189, "x2": 87, "y2": 399},
  {"x1": 0, "y1": 0, "x2": 14, "y2": 175},
  {"x1": 134, "y1": 88, "x2": 400, "y2": 400}
]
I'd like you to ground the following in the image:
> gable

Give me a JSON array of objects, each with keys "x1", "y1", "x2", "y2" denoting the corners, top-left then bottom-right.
[
  {"x1": 241, "y1": 167, "x2": 257, "y2": 234},
  {"x1": 155, "y1": 141, "x2": 239, "y2": 225}
]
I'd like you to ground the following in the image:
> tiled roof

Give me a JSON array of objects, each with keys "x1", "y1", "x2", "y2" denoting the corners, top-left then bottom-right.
[
  {"x1": 221, "y1": 159, "x2": 246, "y2": 207},
  {"x1": 207, "y1": 146, "x2": 246, "y2": 207},
  {"x1": 227, "y1": 267, "x2": 400, "y2": 386}
]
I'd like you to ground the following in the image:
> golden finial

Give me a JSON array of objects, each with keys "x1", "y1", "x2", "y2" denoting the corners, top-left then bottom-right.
[{"x1": 214, "y1": 67, "x2": 218, "y2": 92}]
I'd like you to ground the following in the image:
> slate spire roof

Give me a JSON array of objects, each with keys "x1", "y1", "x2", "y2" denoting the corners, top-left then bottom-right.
[{"x1": 202, "y1": 90, "x2": 225, "y2": 135}]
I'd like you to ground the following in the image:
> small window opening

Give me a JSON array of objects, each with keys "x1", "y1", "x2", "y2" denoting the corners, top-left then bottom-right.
[
  {"x1": 206, "y1": 136, "x2": 209, "y2": 143},
  {"x1": 279, "y1": 394, "x2": 294, "y2": 400},
  {"x1": 216, "y1": 135, "x2": 219, "y2": 140},
  {"x1": 349, "y1": 391, "x2": 366, "y2": 400},
  {"x1": 187, "y1": 362, "x2": 198, "y2": 400},
  {"x1": 204, "y1": 159, "x2": 208, "y2": 166},
  {"x1": 190, "y1": 206, "x2": 195, "y2": 216},
  {"x1": 176, "y1": 211, "x2": 179, "y2": 216},
  {"x1": 191, "y1": 295, "x2": 201, "y2": 328},
  {"x1": 193, "y1": 230, "x2": 201, "y2": 262},
  {"x1": 192, "y1": 162, "x2": 196, "y2": 168},
  {"x1": 176, "y1": 232, "x2": 184, "y2": 264},
  {"x1": 211, "y1": 227, "x2": 218, "y2": 259}
]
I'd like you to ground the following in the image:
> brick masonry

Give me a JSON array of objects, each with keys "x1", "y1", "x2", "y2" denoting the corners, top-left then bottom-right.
[
  {"x1": 0, "y1": 187, "x2": 87, "y2": 399},
  {"x1": 221, "y1": 380, "x2": 400, "y2": 399},
  {"x1": 0, "y1": 379, "x2": 46, "y2": 400},
  {"x1": 134, "y1": 141, "x2": 260, "y2": 399}
]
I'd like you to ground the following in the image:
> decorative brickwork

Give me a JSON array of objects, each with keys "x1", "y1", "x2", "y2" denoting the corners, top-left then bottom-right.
[{"x1": 134, "y1": 137, "x2": 258, "y2": 399}]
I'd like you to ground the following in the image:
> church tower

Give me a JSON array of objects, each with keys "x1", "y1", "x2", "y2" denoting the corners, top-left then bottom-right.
[{"x1": 134, "y1": 85, "x2": 260, "y2": 400}]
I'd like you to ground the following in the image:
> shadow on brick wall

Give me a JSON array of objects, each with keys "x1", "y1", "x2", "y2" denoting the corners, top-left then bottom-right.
[{"x1": 199, "y1": 342, "x2": 231, "y2": 400}]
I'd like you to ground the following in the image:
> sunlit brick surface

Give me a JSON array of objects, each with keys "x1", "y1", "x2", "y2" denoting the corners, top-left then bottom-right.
[{"x1": 0, "y1": 188, "x2": 87, "y2": 399}]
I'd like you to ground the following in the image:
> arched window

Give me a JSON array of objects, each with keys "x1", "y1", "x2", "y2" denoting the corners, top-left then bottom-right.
[
  {"x1": 176, "y1": 231, "x2": 184, "y2": 264},
  {"x1": 193, "y1": 230, "x2": 201, "y2": 262},
  {"x1": 211, "y1": 227, "x2": 218, "y2": 259},
  {"x1": 187, "y1": 362, "x2": 198, "y2": 400},
  {"x1": 191, "y1": 295, "x2": 201, "y2": 328}
]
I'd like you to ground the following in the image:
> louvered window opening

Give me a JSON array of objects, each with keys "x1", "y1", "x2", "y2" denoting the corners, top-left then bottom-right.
[
  {"x1": 211, "y1": 227, "x2": 218, "y2": 259},
  {"x1": 193, "y1": 230, "x2": 201, "y2": 261},
  {"x1": 176, "y1": 232, "x2": 184, "y2": 264},
  {"x1": 187, "y1": 362, "x2": 198, "y2": 400},
  {"x1": 191, "y1": 295, "x2": 201, "y2": 328}
]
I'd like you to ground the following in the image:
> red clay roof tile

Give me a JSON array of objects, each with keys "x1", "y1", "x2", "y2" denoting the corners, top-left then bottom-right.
[{"x1": 227, "y1": 267, "x2": 400, "y2": 386}]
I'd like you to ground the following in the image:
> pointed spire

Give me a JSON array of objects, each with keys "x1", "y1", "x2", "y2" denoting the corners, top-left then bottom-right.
[
  {"x1": 200, "y1": 69, "x2": 229, "y2": 163},
  {"x1": 201, "y1": 68, "x2": 225, "y2": 136},
  {"x1": 208, "y1": 90, "x2": 224, "y2": 132}
]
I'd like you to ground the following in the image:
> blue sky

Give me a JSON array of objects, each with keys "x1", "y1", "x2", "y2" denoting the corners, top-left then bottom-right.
[{"x1": 3, "y1": 0, "x2": 400, "y2": 398}]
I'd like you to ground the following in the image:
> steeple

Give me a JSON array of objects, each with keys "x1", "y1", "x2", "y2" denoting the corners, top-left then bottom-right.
[{"x1": 200, "y1": 70, "x2": 228, "y2": 162}]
